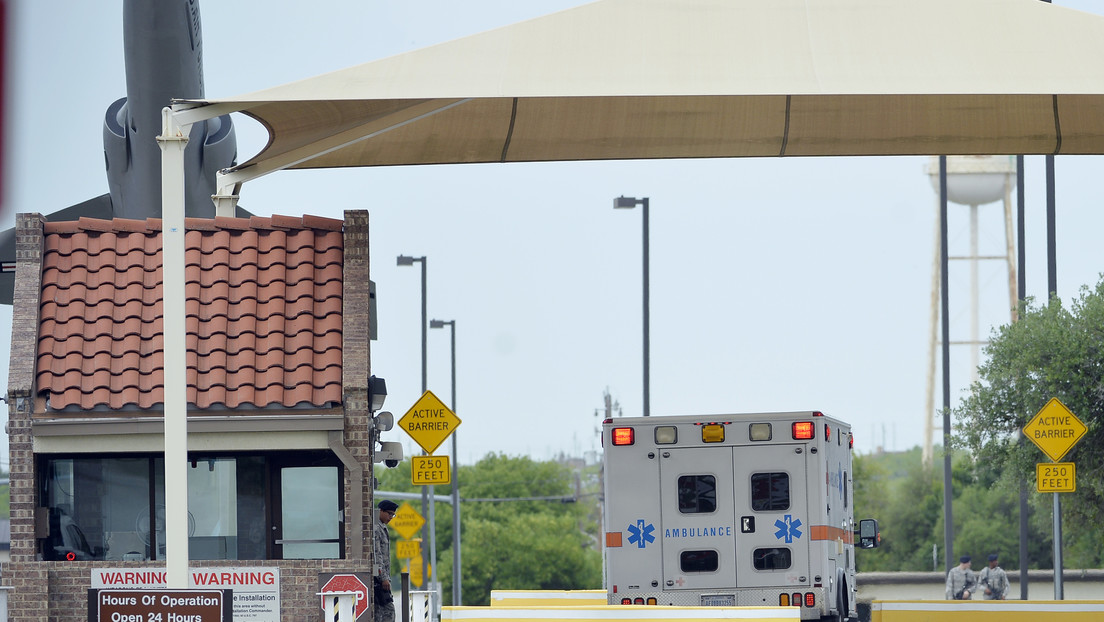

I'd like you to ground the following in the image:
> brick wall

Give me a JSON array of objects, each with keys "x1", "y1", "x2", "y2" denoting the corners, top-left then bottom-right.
[
  {"x1": 341, "y1": 208, "x2": 377, "y2": 581},
  {"x1": 7, "y1": 214, "x2": 44, "y2": 566}
]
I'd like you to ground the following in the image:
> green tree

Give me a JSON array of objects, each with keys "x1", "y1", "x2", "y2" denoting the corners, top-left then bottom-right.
[
  {"x1": 374, "y1": 453, "x2": 602, "y2": 605},
  {"x1": 954, "y1": 279, "x2": 1104, "y2": 566}
]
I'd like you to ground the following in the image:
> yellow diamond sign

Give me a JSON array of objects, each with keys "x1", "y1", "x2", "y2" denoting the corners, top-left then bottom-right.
[
  {"x1": 1023, "y1": 398, "x2": 1087, "y2": 462},
  {"x1": 389, "y1": 502, "x2": 425, "y2": 540},
  {"x1": 399, "y1": 390, "x2": 461, "y2": 454}
]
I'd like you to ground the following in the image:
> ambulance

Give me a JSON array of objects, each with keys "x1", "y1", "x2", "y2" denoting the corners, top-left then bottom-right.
[{"x1": 602, "y1": 411, "x2": 879, "y2": 621}]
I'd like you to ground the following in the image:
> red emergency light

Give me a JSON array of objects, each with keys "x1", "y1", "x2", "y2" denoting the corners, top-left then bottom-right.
[
  {"x1": 612, "y1": 427, "x2": 635, "y2": 446},
  {"x1": 792, "y1": 421, "x2": 815, "y2": 440}
]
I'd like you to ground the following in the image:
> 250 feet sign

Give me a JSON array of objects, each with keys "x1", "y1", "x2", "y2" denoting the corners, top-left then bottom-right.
[{"x1": 92, "y1": 589, "x2": 230, "y2": 622}]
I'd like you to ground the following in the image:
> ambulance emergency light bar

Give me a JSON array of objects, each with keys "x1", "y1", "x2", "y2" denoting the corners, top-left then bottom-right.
[{"x1": 607, "y1": 412, "x2": 830, "y2": 446}]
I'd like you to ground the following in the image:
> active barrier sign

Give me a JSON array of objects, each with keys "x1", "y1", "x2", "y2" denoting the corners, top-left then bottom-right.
[
  {"x1": 1023, "y1": 398, "x2": 1087, "y2": 462},
  {"x1": 91, "y1": 589, "x2": 230, "y2": 622},
  {"x1": 398, "y1": 390, "x2": 461, "y2": 454}
]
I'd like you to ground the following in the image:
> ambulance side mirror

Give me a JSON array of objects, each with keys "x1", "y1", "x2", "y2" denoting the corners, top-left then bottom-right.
[{"x1": 857, "y1": 519, "x2": 880, "y2": 549}]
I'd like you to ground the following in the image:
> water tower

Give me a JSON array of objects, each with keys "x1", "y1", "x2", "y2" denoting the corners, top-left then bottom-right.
[{"x1": 922, "y1": 156, "x2": 1018, "y2": 465}]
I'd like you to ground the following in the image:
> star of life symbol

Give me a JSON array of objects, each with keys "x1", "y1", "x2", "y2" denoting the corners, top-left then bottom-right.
[
  {"x1": 774, "y1": 514, "x2": 803, "y2": 543},
  {"x1": 627, "y1": 519, "x2": 655, "y2": 549}
]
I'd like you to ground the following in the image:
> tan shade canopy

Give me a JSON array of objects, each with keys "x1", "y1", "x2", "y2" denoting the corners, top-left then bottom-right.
[{"x1": 176, "y1": 0, "x2": 1104, "y2": 188}]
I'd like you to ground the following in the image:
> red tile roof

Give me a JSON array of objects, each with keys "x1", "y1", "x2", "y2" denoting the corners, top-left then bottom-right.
[{"x1": 36, "y1": 215, "x2": 345, "y2": 411}]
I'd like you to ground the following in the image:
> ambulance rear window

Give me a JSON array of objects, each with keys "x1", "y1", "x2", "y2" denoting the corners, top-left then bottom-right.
[
  {"x1": 750, "y1": 472, "x2": 790, "y2": 511},
  {"x1": 680, "y1": 550, "x2": 719, "y2": 573},
  {"x1": 677, "y1": 475, "x2": 717, "y2": 513},
  {"x1": 753, "y1": 547, "x2": 792, "y2": 570}
]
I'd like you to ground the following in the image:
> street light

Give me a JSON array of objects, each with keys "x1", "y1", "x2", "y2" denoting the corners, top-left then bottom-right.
[
  {"x1": 613, "y1": 196, "x2": 650, "y2": 416},
  {"x1": 396, "y1": 255, "x2": 427, "y2": 392},
  {"x1": 396, "y1": 254, "x2": 433, "y2": 589},
  {"x1": 430, "y1": 318, "x2": 461, "y2": 605}
]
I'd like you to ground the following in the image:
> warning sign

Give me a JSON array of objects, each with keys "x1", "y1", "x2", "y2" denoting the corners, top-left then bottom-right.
[
  {"x1": 398, "y1": 390, "x2": 461, "y2": 454},
  {"x1": 412, "y1": 455, "x2": 450, "y2": 486},
  {"x1": 396, "y1": 539, "x2": 421, "y2": 560},
  {"x1": 1023, "y1": 398, "x2": 1087, "y2": 462},
  {"x1": 1036, "y1": 462, "x2": 1076, "y2": 493},
  {"x1": 389, "y1": 502, "x2": 425, "y2": 540}
]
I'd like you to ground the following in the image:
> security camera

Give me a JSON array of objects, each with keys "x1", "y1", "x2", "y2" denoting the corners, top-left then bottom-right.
[{"x1": 374, "y1": 441, "x2": 403, "y2": 468}]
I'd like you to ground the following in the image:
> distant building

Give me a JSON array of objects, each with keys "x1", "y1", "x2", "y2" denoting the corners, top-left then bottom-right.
[{"x1": 2, "y1": 211, "x2": 379, "y2": 620}]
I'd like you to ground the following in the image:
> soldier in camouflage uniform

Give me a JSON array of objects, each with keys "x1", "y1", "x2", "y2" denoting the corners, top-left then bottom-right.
[
  {"x1": 978, "y1": 554, "x2": 1009, "y2": 600},
  {"x1": 375, "y1": 500, "x2": 398, "y2": 622},
  {"x1": 945, "y1": 555, "x2": 976, "y2": 600}
]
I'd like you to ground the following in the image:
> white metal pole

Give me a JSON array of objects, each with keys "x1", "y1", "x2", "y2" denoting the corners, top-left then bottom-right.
[{"x1": 158, "y1": 107, "x2": 192, "y2": 588}]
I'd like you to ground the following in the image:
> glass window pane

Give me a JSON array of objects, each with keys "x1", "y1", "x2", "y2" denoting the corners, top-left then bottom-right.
[
  {"x1": 105, "y1": 458, "x2": 154, "y2": 561},
  {"x1": 235, "y1": 457, "x2": 268, "y2": 560},
  {"x1": 680, "y1": 550, "x2": 719, "y2": 573},
  {"x1": 42, "y1": 457, "x2": 153, "y2": 561},
  {"x1": 188, "y1": 458, "x2": 237, "y2": 560},
  {"x1": 677, "y1": 475, "x2": 717, "y2": 513},
  {"x1": 753, "y1": 547, "x2": 792, "y2": 570},
  {"x1": 281, "y1": 466, "x2": 340, "y2": 559},
  {"x1": 750, "y1": 472, "x2": 789, "y2": 511}
]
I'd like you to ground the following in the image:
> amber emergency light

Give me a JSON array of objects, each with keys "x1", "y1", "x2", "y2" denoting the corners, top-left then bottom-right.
[{"x1": 701, "y1": 423, "x2": 725, "y2": 443}]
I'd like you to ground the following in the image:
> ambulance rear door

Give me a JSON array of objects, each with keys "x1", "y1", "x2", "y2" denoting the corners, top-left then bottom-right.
[
  {"x1": 658, "y1": 447, "x2": 738, "y2": 591},
  {"x1": 733, "y1": 444, "x2": 810, "y2": 588}
]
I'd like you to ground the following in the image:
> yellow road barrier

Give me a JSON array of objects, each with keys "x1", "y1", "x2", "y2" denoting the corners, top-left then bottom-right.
[
  {"x1": 444, "y1": 605, "x2": 800, "y2": 622},
  {"x1": 871, "y1": 600, "x2": 1104, "y2": 622},
  {"x1": 490, "y1": 590, "x2": 607, "y2": 607}
]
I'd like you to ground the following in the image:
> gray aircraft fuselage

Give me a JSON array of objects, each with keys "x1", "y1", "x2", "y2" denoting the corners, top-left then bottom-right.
[{"x1": 0, "y1": 0, "x2": 239, "y2": 303}]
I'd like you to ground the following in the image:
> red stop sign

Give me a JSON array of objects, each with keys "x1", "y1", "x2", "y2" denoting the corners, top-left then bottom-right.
[{"x1": 320, "y1": 574, "x2": 370, "y2": 619}]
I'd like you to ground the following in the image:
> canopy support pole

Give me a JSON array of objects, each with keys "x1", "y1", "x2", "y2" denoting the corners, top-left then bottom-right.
[{"x1": 157, "y1": 107, "x2": 193, "y2": 588}]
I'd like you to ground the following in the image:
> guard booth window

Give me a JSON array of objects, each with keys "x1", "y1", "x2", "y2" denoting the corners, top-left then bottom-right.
[
  {"x1": 750, "y1": 472, "x2": 789, "y2": 512},
  {"x1": 38, "y1": 451, "x2": 341, "y2": 562},
  {"x1": 677, "y1": 475, "x2": 717, "y2": 513}
]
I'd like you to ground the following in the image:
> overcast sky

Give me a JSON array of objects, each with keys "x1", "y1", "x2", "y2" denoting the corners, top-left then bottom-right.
[{"x1": 4, "y1": 0, "x2": 1104, "y2": 469}]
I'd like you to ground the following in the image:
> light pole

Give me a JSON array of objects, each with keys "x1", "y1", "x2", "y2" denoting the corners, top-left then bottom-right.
[
  {"x1": 396, "y1": 254, "x2": 433, "y2": 589},
  {"x1": 430, "y1": 318, "x2": 460, "y2": 605},
  {"x1": 613, "y1": 195, "x2": 650, "y2": 416}
]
